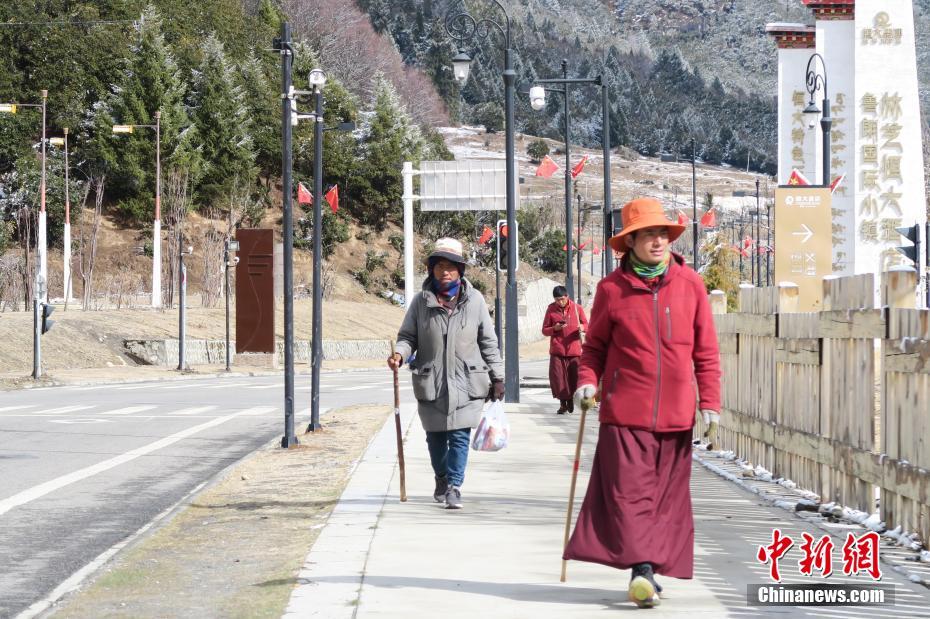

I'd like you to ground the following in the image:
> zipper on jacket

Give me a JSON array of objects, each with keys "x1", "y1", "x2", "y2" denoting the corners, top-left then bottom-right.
[
  {"x1": 665, "y1": 306, "x2": 671, "y2": 339},
  {"x1": 652, "y1": 291, "x2": 662, "y2": 430}
]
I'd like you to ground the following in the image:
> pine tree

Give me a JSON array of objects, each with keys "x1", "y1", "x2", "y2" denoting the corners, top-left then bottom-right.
[
  {"x1": 351, "y1": 76, "x2": 423, "y2": 230},
  {"x1": 189, "y1": 33, "x2": 256, "y2": 208},
  {"x1": 239, "y1": 52, "x2": 280, "y2": 182},
  {"x1": 85, "y1": 5, "x2": 197, "y2": 222}
]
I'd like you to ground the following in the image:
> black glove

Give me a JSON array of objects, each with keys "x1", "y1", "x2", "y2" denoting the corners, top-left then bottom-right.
[{"x1": 487, "y1": 380, "x2": 506, "y2": 402}]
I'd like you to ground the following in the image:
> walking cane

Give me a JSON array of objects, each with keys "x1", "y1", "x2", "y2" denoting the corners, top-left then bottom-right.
[
  {"x1": 561, "y1": 300, "x2": 589, "y2": 582},
  {"x1": 391, "y1": 342, "x2": 408, "y2": 502},
  {"x1": 560, "y1": 395, "x2": 590, "y2": 582}
]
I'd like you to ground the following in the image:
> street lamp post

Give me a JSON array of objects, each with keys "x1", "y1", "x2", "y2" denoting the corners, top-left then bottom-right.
[
  {"x1": 754, "y1": 178, "x2": 762, "y2": 287},
  {"x1": 691, "y1": 138, "x2": 698, "y2": 271},
  {"x1": 177, "y1": 240, "x2": 192, "y2": 371},
  {"x1": 50, "y1": 128, "x2": 73, "y2": 305},
  {"x1": 447, "y1": 1, "x2": 520, "y2": 402},
  {"x1": 1, "y1": 91, "x2": 49, "y2": 301},
  {"x1": 530, "y1": 68, "x2": 607, "y2": 296},
  {"x1": 307, "y1": 66, "x2": 326, "y2": 433},
  {"x1": 576, "y1": 193, "x2": 583, "y2": 303},
  {"x1": 40, "y1": 90, "x2": 47, "y2": 301},
  {"x1": 112, "y1": 110, "x2": 162, "y2": 308},
  {"x1": 803, "y1": 53, "x2": 831, "y2": 187},
  {"x1": 225, "y1": 239, "x2": 239, "y2": 372},
  {"x1": 275, "y1": 23, "x2": 299, "y2": 448}
]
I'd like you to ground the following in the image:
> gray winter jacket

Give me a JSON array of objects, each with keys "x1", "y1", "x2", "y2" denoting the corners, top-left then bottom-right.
[{"x1": 395, "y1": 278, "x2": 504, "y2": 432}]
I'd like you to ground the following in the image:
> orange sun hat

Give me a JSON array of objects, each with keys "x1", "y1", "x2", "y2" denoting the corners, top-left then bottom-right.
[{"x1": 607, "y1": 197, "x2": 687, "y2": 252}]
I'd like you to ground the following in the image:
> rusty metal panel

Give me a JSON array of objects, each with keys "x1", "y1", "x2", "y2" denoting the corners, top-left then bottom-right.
[{"x1": 236, "y1": 229, "x2": 275, "y2": 353}]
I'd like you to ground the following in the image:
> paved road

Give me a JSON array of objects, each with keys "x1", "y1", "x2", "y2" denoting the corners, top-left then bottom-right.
[{"x1": 0, "y1": 369, "x2": 410, "y2": 618}]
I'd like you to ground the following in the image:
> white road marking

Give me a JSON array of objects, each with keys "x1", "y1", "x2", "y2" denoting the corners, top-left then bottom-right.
[
  {"x1": 237, "y1": 406, "x2": 277, "y2": 416},
  {"x1": 0, "y1": 405, "x2": 36, "y2": 412},
  {"x1": 244, "y1": 383, "x2": 283, "y2": 390},
  {"x1": 199, "y1": 382, "x2": 250, "y2": 389},
  {"x1": 166, "y1": 406, "x2": 218, "y2": 416},
  {"x1": 97, "y1": 406, "x2": 158, "y2": 416},
  {"x1": 334, "y1": 385, "x2": 372, "y2": 392},
  {"x1": 0, "y1": 409, "x2": 255, "y2": 517},
  {"x1": 49, "y1": 419, "x2": 109, "y2": 425},
  {"x1": 33, "y1": 405, "x2": 96, "y2": 416}
]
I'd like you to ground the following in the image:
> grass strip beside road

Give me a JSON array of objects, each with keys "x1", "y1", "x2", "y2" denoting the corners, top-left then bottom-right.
[{"x1": 52, "y1": 405, "x2": 391, "y2": 618}]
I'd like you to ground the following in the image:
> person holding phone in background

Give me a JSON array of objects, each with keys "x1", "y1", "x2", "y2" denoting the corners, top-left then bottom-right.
[{"x1": 541, "y1": 285, "x2": 588, "y2": 414}]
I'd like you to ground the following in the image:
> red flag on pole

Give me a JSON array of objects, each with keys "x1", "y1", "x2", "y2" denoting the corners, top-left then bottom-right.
[
  {"x1": 578, "y1": 241, "x2": 588, "y2": 250},
  {"x1": 677, "y1": 210, "x2": 689, "y2": 225},
  {"x1": 743, "y1": 236, "x2": 753, "y2": 249},
  {"x1": 297, "y1": 182, "x2": 312, "y2": 204},
  {"x1": 829, "y1": 173, "x2": 846, "y2": 194},
  {"x1": 786, "y1": 168, "x2": 811, "y2": 186},
  {"x1": 570, "y1": 154, "x2": 589, "y2": 179},
  {"x1": 535, "y1": 155, "x2": 559, "y2": 178},
  {"x1": 561, "y1": 244, "x2": 578, "y2": 251},
  {"x1": 593, "y1": 245, "x2": 601, "y2": 255},
  {"x1": 325, "y1": 185, "x2": 339, "y2": 213},
  {"x1": 700, "y1": 208, "x2": 716, "y2": 228},
  {"x1": 478, "y1": 225, "x2": 494, "y2": 245}
]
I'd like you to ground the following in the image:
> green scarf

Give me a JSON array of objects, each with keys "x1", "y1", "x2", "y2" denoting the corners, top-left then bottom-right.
[{"x1": 629, "y1": 250, "x2": 670, "y2": 280}]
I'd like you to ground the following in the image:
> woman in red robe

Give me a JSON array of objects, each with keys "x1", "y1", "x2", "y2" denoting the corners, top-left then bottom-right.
[
  {"x1": 563, "y1": 197, "x2": 721, "y2": 608},
  {"x1": 541, "y1": 286, "x2": 588, "y2": 414}
]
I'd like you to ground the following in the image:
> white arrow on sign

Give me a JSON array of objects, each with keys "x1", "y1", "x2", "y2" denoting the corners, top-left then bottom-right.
[{"x1": 792, "y1": 223, "x2": 814, "y2": 244}]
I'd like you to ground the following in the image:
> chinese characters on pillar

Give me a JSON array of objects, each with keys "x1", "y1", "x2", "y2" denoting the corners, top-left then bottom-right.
[
  {"x1": 831, "y1": 91, "x2": 849, "y2": 271},
  {"x1": 791, "y1": 90, "x2": 806, "y2": 170},
  {"x1": 858, "y1": 87, "x2": 905, "y2": 269}
]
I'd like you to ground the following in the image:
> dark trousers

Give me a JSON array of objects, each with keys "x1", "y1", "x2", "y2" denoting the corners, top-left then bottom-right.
[{"x1": 425, "y1": 428, "x2": 471, "y2": 487}]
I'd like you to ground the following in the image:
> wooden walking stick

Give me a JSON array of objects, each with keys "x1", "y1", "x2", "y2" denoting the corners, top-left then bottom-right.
[
  {"x1": 392, "y1": 343, "x2": 408, "y2": 502},
  {"x1": 560, "y1": 394, "x2": 591, "y2": 582}
]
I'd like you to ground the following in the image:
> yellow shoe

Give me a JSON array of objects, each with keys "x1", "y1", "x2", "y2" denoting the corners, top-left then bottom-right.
[{"x1": 628, "y1": 575, "x2": 661, "y2": 608}]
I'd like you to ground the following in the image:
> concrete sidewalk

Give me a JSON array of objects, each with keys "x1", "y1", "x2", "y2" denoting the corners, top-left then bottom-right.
[{"x1": 285, "y1": 389, "x2": 730, "y2": 617}]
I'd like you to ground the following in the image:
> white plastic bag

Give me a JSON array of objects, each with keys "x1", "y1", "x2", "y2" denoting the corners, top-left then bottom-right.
[{"x1": 471, "y1": 400, "x2": 510, "y2": 452}]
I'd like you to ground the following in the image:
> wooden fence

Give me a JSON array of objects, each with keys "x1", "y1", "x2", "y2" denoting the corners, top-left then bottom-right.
[{"x1": 701, "y1": 271, "x2": 930, "y2": 542}]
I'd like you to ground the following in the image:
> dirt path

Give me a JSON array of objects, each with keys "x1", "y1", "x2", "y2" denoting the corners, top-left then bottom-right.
[{"x1": 50, "y1": 405, "x2": 391, "y2": 618}]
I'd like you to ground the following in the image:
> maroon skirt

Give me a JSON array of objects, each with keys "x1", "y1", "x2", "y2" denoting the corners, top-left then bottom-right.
[
  {"x1": 549, "y1": 355, "x2": 579, "y2": 401},
  {"x1": 563, "y1": 424, "x2": 694, "y2": 579}
]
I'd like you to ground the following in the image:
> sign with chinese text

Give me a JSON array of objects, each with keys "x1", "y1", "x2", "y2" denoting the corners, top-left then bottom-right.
[
  {"x1": 854, "y1": 3, "x2": 928, "y2": 297},
  {"x1": 775, "y1": 187, "x2": 833, "y2": 310}
]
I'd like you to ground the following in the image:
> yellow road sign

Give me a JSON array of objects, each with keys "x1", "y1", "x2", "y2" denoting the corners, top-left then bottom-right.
[{"x1": 774, "y1": 187, "x2": 833, "y2": 310}]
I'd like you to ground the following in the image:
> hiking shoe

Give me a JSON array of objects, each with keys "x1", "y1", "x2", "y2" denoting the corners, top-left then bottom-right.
[
  {"x1": 632, "y1": 562, "x2": 663, "y2": 593},
  {"x1": 628, "y1": 575, "x2": 660, "y2": 608},
  {"x1": 445, "y1": 486, "x2": 463, "y2": 509},
  {"x1": 433, "y1": 475, "x2": 448, "y2": 503}
]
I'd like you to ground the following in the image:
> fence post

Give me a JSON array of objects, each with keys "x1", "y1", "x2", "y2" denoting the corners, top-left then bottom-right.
[
  {"x1": 882, "y1": 268, "x2": 918, "y2": 310},
  {"x1": 709, "y1": 289, "x2": 727, "y2": 315}
]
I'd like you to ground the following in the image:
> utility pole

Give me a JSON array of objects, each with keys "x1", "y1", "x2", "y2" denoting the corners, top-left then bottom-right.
[
  {"x1": 576, "y1": 193, "x2": 583, "y2": 304},
  {"x1": 691, "y1": 139, "x2": 698, "y2": 271},
  {"x1": 177, "y1": 239, "x2": 191, "y2": 371},
  {"x1": 277, "y1": 23, "x2": 298, "y2": 447},
  {"x1": 561, "y1": 60, "x2": 574, "y2": 299}
]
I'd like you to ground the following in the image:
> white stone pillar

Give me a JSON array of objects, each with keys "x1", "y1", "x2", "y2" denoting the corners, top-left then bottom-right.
[
  {"x1": 766, "y1": 23, "x2": 817, "y2": 185},
  {"x1": 854, "y1": 1, "x2": 928, "y2": 303},
  {"x1": 812, "y1": 5, "x2": 856, "y2": 275},
  {"x1": 402, "y1": 161, "x2": 415, "y2": 309}
]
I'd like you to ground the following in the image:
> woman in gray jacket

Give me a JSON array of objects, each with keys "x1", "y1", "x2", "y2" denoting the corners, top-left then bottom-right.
[{"x1": 388, "y1": 238, "x2": 505, "y2": 509}]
